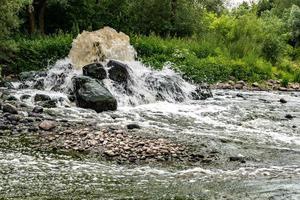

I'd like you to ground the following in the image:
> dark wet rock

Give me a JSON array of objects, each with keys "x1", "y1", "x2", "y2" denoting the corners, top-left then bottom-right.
[
  {"x1": 229, "y1": 156, "x2": 246, "y2": 163},
  {"x1": 34, "y1": 94, "x2": 51, "y2": 102},
  {"x1": 285, "y1": 114, "x2": 294, "y2": 120},
  {"x1": 18, "y1": 83, "x2": 30, "y2": 89},
  {"x1": 127, "y1": 124, "x2": 141, "y2": 130},
  {"x1": 83, "y1": 63, "x2": 107, "y2": 80},
  {"x1": 33, "y1": 106, "x2": 44, "y2": 113},
  {"x1": 39, "y1": 120, "x2": 56, "y2": 131},
  {"x1": 191, "y1": 85, "x2": 213, "y2": 100},
  {"x1": 2, "y1": 103, "x2": 18, "y2": 114},
  {"x1": 72, "y1": 76, "x2": 117, "y2": 112},
  {"x1": 279, "y1": 98, "x2": 287, "y2": 104},
  {"x1": 107, "y1": 60, "x2": 131, "y2": 84},
  {"x1": 38, "y1": 100, "x2": 57, "y2": 108},
  {"x1": 68, "y1": 95, "x2": 75, "y2": 102},
  {"x1": 20, "y1": 103, "x2": 28, "y2": 108},
  {"x1": 33, "y1": 79, "x2": 45, "y2": 90},
  {"x1": 19, "y1": 71, "x2": 47, "y2": 81},
  {"x1": 20, "y1": 94, "x2": 31, "y2": 100},
  {"x1": 0, "y1": 79, "x2": 14, "y2": 89},
  {"x1": 7, "y1": 96, "x2": 18, "y2": 101},
  {"x1": 236, "y1": 93, "x2": 244, "y2": 98}
]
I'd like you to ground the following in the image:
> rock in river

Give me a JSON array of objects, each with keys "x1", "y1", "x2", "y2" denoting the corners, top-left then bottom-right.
[
  {"x1": 72, "y1": 76, "x2": 117, "y2": 112},
  {"x1": 83, "y1": 63, "x2": 107, "y2": 80},
  {"x1": 2, "y1": 103, "x2": 18, "y2": 114},
  {"x1": 107, "y1": 60, "x2": 131, "y2": 84}
]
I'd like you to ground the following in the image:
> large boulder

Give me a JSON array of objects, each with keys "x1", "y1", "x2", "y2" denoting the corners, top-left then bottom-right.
[
  {"x1": 107, "y1": 60, "x2": 131, "y2": 84},
  {"x1": 83, "y1": 63, "x2": 107, "y2": 80},
  {"x1": 72, "y1": 76, "x2": 117, "y2": 112}
]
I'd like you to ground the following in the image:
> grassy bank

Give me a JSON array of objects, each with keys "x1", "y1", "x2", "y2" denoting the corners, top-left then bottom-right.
[{"x1": 3, "y1": 34, "x2": 300, "y2": 84}]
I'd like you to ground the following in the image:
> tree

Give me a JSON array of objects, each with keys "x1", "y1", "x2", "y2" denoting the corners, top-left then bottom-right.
[
  {"x1": 0, "y1": 0, "x2": 27, "y2": 39},
  {"x1": 289, "y1": 5, "x2": 300, "y2": 46}
]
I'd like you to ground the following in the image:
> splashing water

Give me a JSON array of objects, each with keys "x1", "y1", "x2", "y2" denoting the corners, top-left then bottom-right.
[{"x1": 69, "y1": 27, "x2": 136, "y2": 69}]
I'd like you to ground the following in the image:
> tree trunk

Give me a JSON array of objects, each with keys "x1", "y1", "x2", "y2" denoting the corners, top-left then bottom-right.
[
  {"x1": 171, "y1": 0, "x2": 177, "y2": 24},
  {"x1": 27, "y1": 5, "x2": 35, "y2": 34},
  {"x1": 38, "y1": 0, "x2": 47, "y2": 34}
]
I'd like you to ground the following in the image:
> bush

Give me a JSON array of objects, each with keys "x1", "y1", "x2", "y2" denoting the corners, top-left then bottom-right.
[{"x1": 11, "y1": 34, "x2": 73, "y2": 73}]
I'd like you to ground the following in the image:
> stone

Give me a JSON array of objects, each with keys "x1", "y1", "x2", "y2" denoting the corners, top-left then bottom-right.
[
  {"x1": 127, "y1": 124, "x2": 141, "y2": 130},
  {"x1": 285, "y1": 114, "x2": 294, "y2": 120},
  {"x1": 33, "y1": 79, "x2": 45, "y2": 90},
  {"x1": 252, "y1": 82, "x2": 260, "y2": 87},
  {"x1": 0, "y1": 79, "x2": 14, "y2": 89},
  {"x1": 191, "y1": 85, "x2": 213, "y2": 100},
  {"x1": 18, "y1": 83, "x2": 30, "y2": 89},
  {"x1": 7, "y1": 96, "x2": 18, "y2": 101},
  {"x1": 2, "y1": 103, "x2": 18, "y2": 114},
  {"x1": 39, "y1": 120, "x2": 56, "y2": 131},
  {"x1": 32, "y1": 106, "x2": 44, "y2": 113},
  {"x1": 34, "y1": 94, "x2": 51, "y2": 102},
  {"x1": 279, "y1": 98, "x2": 287, "y2": 104},
  {"x1": 20, "y1": 94, "x2": 31, "y2": 100},
  {"x1": 19, "y1": 71, "x2": 47, "y2": 81},
  {"x1": 107, "y1": 60, "x2": 131, "y2": 84},
  {"x1": 72, "y1": 75, "x2": 117, "y2": 112},
  {"x1": 39, "y1": 100, "x2": 57, "y2": 108},
  {"x1": 83, "y1": 63, "x2": 107, "y2": 80},
  {"x1": 229, "y1": 156, "x2": 246, "y2": 163}
]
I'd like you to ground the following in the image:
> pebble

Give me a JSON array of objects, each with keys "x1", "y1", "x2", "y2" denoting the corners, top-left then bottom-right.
[
  {"x1": 127, "y1": 124, "x2": 141, "y2": 130},
  {"x1": 279, "y1": 98, "x2": 287, "y2": 104},
  {"x1": 39, "y1": 120, "x2": 57, "y2": 131}
]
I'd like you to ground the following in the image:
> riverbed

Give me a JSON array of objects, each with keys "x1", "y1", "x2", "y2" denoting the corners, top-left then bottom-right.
[{"x1": 1, "y1": 89, "x2": 299, "y2": 199}]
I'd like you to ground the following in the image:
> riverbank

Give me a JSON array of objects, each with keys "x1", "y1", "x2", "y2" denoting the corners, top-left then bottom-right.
[{"x1": 212, "y1": 79, "x2": 300, "y2": 91}]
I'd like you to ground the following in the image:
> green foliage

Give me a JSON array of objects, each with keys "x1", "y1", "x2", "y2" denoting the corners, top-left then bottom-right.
[{"x1": 11, "y1": 34, "x2": 72, "y2": 72}]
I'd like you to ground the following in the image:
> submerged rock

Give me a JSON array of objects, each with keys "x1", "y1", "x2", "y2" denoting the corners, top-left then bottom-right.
[
  {"x1": 34, "y1": 94, "x2": 51, "y2": 102},
  {"x1": 83, "y1": 63, "x2": 107, "y2": 80},
  {"x1": 72, "y1": 76, "x2": 117, "y2": 112}
]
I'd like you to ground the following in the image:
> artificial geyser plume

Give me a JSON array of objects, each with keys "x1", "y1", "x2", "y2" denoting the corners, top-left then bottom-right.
[{"x1": 69, "y1": 27, "x2": 136, "y2": 68}]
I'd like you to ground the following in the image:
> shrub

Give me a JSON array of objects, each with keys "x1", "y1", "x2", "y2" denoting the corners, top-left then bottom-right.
[{"x1": 11, "y1": 34, "x2": 73, "y2": 73}]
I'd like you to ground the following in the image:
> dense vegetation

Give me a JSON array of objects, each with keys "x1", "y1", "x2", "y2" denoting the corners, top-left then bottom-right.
[{"x1": 1, "y1": 0, "x2": 300, "y2": 84}]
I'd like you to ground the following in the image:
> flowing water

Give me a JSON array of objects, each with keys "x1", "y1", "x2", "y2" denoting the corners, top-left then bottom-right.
[
  {"x1": 1, "y1": 28, "x2": 300, "y2": 199},
  {"x1": 1, "y1": 60, "x2": 300, "y2": 199}
]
